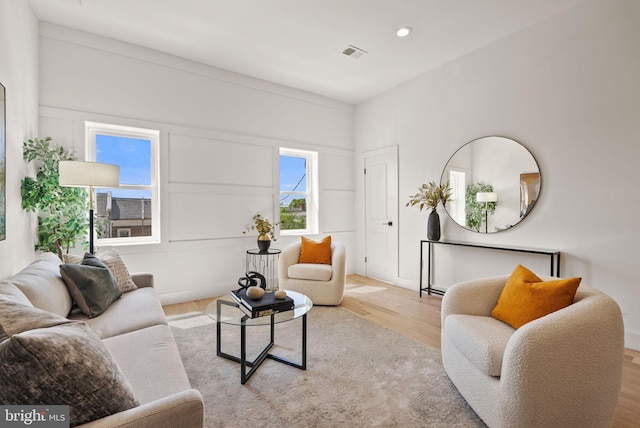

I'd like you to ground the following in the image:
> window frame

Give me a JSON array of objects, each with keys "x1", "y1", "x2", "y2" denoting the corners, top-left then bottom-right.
[
  {"x1": 279, "y1": 147, "x2": 318, "y2": 236},
  {"x1": 85, "y1": 121, "x2": 160, "y2": 246}
]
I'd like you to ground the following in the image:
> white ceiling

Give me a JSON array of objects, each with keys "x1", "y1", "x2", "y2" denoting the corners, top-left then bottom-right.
[{"x1": 28, "y1": 0, "x2": 585, "y2": 104}]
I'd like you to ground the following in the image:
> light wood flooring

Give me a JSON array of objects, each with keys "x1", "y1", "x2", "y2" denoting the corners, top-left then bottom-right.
[{"x1": 162, "y1": 274, "x2": 640, "y2": 428}]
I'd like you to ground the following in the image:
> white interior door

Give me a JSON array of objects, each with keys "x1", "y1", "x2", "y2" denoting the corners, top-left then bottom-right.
[{"x1": 364, "y1": 146, "x2": 398, "y2": 283}]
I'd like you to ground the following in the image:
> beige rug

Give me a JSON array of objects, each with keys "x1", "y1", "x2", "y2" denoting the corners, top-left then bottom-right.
[{"x1": 170, "y1": 305, "x2": 485, "y2": 428}]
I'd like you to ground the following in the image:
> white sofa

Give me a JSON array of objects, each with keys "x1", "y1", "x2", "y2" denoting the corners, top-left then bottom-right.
[
  {"x1": 278, "y1": 241, "x2": 346, "y2": 305},
  {"x1": 441, "y1": 275, "x2": 624, "y2": 428},
  {"x1": 0, "y1": 252, "x2": 204, "y2": 427}
]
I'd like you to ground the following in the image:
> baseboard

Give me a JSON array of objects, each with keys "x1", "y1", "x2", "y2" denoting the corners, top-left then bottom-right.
[
  {"x1": 158, "y1": 287, "x2": 221, "y2": 306},
  {"x1": 625, "y1": 330, "x2": 640, "y2": 352}
]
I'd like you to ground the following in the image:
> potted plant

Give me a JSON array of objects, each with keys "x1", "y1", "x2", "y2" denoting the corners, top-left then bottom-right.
[
  {"x1": 21, "y1": 137, "x2": 89, "y2": 259},
  {"x1": 242, "y1": 214, "x2": 279, "y2": 251},
  {"x1": 406, "y1": 181, "x2": 452, "y2": 241}
]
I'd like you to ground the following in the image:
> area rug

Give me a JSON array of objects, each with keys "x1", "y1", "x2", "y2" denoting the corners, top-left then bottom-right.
[{"x1": 169, "y1": 306, "x2": 486, "y2": 428}]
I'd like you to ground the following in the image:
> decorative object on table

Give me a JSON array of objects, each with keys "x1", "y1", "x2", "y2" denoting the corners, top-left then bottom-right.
[
  {"x1": 21, "y1": 137, "x2": 93, "y2": 258},
  {"x1": 465, "y1": 183, "x2": 497, "y2": 233},
  {"x1": 274, "y1": 290, "x2": 287, "y2": 299},
  {"x1": 230, "y1": 288, "x2": 294, "y2": 318},
  {"x1": 237, "y1": 271, "x2": 267, "y2": 290},
  {"x1": 406, "y1": 181, "x2": 452, "y2": 241},
  {"x1": 242, "y1": 213, "x2": 279, "y2": 252},
  {"x1": 476, "y1": 191, "x2": 498, "y2": 233},
  {"x1": 246, "y1": 286, "x2": 265, "y2": 300},
  {"x1": 58, "y1": 160, "x2": 120, "y2": 254}
]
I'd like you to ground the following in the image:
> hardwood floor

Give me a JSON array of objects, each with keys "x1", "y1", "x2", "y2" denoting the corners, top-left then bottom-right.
[{"x1": 163, "y1": 274, "x2": 640, "y2": 428}]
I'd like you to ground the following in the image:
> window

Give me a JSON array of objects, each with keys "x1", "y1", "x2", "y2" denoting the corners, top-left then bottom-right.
[
  {"x1": 86, "y1": 122, "x2": 160, "y2": 246},
  {"x1": 447, "y1": 170, "x2": 467, "y2": 226},
  {"x1": 279, "y1": 148, "x2": 318, "y2": 235}
]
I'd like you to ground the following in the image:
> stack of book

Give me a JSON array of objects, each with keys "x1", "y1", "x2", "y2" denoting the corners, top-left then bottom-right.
[{"x1": 231, "y1": 289, "x2": 294, "y2": 318}]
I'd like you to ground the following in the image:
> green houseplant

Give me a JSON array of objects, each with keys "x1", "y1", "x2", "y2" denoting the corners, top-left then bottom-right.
[
  {"x1": 21, "y1": 137, "x2": 89, "y2": 258},
  {"x1": 465, "y1": 182, "x2": 497, "y2": 232},
  {"x1": 406, "y1": 181, "x2": 452, "y2": 241}
]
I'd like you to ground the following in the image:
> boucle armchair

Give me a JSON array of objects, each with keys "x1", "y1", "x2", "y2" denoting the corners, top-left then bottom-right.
[
  {"x1": 278, "y1": 241, "x2": 346, "y2": 305},
  {"x1": 441, "y1": 275, "x2": 624, "y2": 428}
]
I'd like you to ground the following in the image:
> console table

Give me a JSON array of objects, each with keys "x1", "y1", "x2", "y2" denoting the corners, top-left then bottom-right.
[{"x1": 419, "y1": 240, "x2": 561, "y2": 297}]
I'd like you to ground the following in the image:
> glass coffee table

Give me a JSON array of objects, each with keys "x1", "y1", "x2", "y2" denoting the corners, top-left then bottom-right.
[{"x1": 205, "y1": 290, "x2": 312, "y2": 384}]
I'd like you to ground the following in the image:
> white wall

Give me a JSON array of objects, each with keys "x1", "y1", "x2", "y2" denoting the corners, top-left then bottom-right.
[
  {"x1": 37, "y1": 24, "x2": 355, "y2": 304},
  {"x1": 354, "y1": 0, "x2": 640, "y2": 350},
  {"x1": 0, "y1": 0, "x2": 39, "y2": 279}
]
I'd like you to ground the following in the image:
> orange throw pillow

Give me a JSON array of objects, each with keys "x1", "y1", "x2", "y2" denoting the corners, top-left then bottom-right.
[
  {"x1": 299, "y1": 236, "x2": 332, "y2": 265},
  {"x1": 491, "y1": 264, "x2": 581, "y2": 329}
]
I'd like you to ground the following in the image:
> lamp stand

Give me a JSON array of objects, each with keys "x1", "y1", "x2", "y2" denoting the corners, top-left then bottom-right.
[
  {"x1": 89, "y1": 186, "x2": 95, "y2": 254},
  {"x1": 483, "y1": 202, "x2": 490, "y2": 233}
]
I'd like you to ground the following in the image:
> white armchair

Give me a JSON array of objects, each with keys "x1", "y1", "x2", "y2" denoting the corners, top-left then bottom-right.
[
  {"x1": 278, "y1": 241, "x2": 346, "y2": 305},
  {"x1": 441, "y1": 275, "x2": 624, "y2": 428}
]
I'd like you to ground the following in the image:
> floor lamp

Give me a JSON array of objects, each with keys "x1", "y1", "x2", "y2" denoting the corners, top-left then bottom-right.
[
  {"x1": 59, "y1": 161, "x2": 120, "y2": 254},
  {"x1": 476, "y1": 192, "x2": 498, "y2": 233}
]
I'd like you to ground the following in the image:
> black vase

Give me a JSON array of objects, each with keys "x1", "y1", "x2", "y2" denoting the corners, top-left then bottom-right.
[
  {"x1": 427, "y1": 209, "x2": 441, "y2": 241},
  {"x1": 257, "y1": 238, "x2": 271, "y2": 252}
]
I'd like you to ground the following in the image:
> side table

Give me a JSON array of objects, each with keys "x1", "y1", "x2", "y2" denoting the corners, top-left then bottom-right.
[{"x1": 246, "y1": 248, "x2": 281, "y2": 291}]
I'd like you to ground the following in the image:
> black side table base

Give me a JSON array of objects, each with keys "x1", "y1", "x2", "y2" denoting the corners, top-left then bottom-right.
[{"x1": 216, "y1": 300, "x2": 307, "y2": 384}]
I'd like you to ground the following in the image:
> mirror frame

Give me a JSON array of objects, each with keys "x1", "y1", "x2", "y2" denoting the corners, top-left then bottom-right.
[{"x1": 441, "y1": 136, "x2": 541, "y2": 234}]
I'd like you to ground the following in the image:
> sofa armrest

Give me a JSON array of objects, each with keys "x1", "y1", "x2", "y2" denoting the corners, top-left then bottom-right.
[
  {"x1": 131, "y1": 273, "x2": 154, "y2": 288},
  {"x1": 79, "y1": 389, "x2": 204, "y2": 428},
  {"x1": 441, "y1": 275, "x2": 509, "y2": 324},
  {"x1": 499, "y1": 288, "x2": 624, "y2": 427}
]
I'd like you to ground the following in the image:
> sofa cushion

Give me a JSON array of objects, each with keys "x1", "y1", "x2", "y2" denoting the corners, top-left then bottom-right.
[
  {"x1": 60, "y1": 253, "x2": 122, "y2": 318},
  {"x1": 288, "y1": 263, "x2": 333, "y2": 281},
  {"x1": 492, "y1": 264, "x2": 581, "y2": 329},
  {"x1": 0, "y1": 282, "x2": 33, "y2": 307},
  {"x1": 6, "y1": 252, "x2": 72, "y2": 317},
  {"x1": 64, "y1": 249, "x2": 138, "y2": 293},
  {"x1": 299, "y1": 236, "x2": 332, "y2": 264},
  {"x1": 444, "y1": 314, "x2": 514, "y2": 377},
  {"x1": 0, "y1": 299, "x2": 139, "y2": 426},
  {"x1": 102, "y1": 324, "x2": 192, "y2": 405},
  {"x1": 68, "y1": 286, "x2": 167, "y2": 339}
]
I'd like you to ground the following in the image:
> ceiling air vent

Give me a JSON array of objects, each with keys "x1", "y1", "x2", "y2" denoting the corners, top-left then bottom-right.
[{"x1": 342, "y1": 45, "x2": 367, "y2": 59}]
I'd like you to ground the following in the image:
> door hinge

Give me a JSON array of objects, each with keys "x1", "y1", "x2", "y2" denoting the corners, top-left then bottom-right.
[
  {"x1": 365, "y1": 256, "x2": 367, "y2": 263},
  {"x1": 364, "y1": 168, "x2": 366, "y2": 175}
]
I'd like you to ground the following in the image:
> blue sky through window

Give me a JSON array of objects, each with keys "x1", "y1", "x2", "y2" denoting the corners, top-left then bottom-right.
[
  {"x1": 280, "y1": 155, "x2": 306, "y2": 206},
  {"x1": 96, "y1": 134, "x2": 151, "y2": 198}
]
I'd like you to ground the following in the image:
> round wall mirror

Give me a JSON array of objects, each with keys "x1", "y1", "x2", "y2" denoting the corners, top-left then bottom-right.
[{"x1": 441, "y1": 136, "x2": 541, "y2": 233}]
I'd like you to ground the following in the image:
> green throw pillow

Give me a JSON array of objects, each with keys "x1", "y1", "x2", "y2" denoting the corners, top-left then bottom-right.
[{"x1": 60, "y1": 253, "x2": 122, "y2": 318}]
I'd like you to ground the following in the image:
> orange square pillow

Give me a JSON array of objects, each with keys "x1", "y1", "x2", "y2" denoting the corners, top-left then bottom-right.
[
  {"x1": 491, "y1": 264, "x2": 581, "y2": 329},
  {"x1": 299, "y1": 236, "x2": 332, "y2": 265}
]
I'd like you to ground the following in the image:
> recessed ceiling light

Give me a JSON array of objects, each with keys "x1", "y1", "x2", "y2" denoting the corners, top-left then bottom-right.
[{"x1": 396, "y1": 26, "x2": 413, "y2": 38}]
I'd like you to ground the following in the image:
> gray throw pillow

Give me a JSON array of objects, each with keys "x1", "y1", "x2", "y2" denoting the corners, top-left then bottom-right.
[
  {"x1": 63, "y1": 249, "x2": 138, "y2": 293},
  {"x1": 60, "y1": 253, "x2": 122, "y2": 318},
  {"x1": 0, "y1": 299, "x2": 139, "y2": 426}
]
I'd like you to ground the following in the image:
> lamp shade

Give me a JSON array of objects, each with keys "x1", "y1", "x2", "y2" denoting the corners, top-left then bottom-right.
[
  {"x1": 476, "y1": 192, "x2": 498, "y2": 203},
  {"x1": 59, "y1": 161, "x2": 120, "y2": 188}
]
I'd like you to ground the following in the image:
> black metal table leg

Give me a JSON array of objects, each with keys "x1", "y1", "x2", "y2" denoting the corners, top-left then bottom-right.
[{"x1": 216, "y1": 300, "x2": 307, "y2": 384}]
